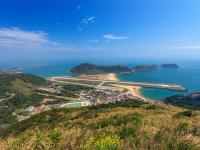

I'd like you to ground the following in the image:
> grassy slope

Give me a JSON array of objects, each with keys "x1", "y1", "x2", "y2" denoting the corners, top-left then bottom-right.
[
  {"x1": 0, "y1": 74, "x2": 48, "y2": 126},
  {"x1": 0, "y1": 100, "x2": 200, "y2": 150},
  {"x1": 0, "y1": 73, "x2": 95, "y2": 127},
  {"x1": 0, "y1": 73, "x2": 48, "y2": 97},
  {"x1": 164, "y1": 94, "x2": 200, "y2": 110}
]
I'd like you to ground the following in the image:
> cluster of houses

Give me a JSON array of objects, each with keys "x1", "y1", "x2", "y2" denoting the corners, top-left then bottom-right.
[
  {"x1": 77, "y1": 88, "x2": 136, "y2": 105},
  {"x1": 17, "y1": 87, "x2": 141, "y2": 121}
]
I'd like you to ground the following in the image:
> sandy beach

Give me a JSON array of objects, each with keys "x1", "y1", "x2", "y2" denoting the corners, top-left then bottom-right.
[
  {"x1": 52, "y1": 73, "x2": 147, "y2": 100},
  {"x1": 78, "y1": 73, "x2": 146, "y2": 99},
  {"x1": 79, "y1": 73, "x2": 119, "y2": 81},
  {"x1": 111, "y1": 84, "x2": 145, "y2": 100}
]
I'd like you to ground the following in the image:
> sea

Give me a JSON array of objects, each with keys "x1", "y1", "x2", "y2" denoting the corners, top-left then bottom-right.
[{"x1": 1, "y1": 58, "x2": 200, "y2": 100}]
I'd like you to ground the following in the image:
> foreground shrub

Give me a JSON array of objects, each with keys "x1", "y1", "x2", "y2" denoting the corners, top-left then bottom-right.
[
  {"x1": 146, "y1": 104, "x2": 164, "y2": 110},
  {"x1": 9, "y1": 132, "x2": 33, "y2": 150},
  {"x1": 48, "y1": 129, "x2": 62, "y2": 148},
  {"x1": 175, "y1": 110, "x2": 194, "y2": 118},
  {"x1": 95, "y1": 134, "x2": 120, "y2": 150},
  {"x1": 32, "y1": 132, "x2": 47, "y2": 150},
  {"x1": 82, "y1": 133, "x2": 120, "y2": 150},
  {"x1": 90, "y1": 113, "x2": 143, "y2": 129},
  {"x1": 175, "y1": 122, "x2": 190, "y2": 135}
]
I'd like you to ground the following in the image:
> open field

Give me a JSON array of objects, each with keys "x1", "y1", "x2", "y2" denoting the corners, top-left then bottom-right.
[
  {"x1": 54, "y1": 77, "x2": 102, "y2": 86},
  {"x1": 78, "y1": 73, "x2": 118, "y2": 81}
]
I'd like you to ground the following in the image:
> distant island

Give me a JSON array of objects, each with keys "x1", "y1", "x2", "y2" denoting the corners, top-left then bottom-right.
[
  {"x1": 71, "y1": 63, "x2": 180, "y2": 76},
  {"x1": 161, "y1": 64, "x2": 179, "y2": 68},
  {"x1": 70, "y1": 63, "x2": 132, "y2": 76},
  {"x1": 0, "y1": 67, "x2": 22, "y2": 74},
  {"x1": 132, "y1": 65, "x2": 158, "y2": 71},
  {"x1": 132, "y1": 64, "x2": 179, "y2": 71}
]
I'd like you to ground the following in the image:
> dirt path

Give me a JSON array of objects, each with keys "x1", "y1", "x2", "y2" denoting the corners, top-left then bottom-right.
[
  {"x1": 0, "y1": 94, "x2": 15, "y2": 102},
  {"x1": 36, "y1": 92, "x2": 76, "y2": 101}
]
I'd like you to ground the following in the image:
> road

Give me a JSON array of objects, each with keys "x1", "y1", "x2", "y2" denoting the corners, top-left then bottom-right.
[{"x1": 0, "y1": 94, "x2": 15, "y2": 102}]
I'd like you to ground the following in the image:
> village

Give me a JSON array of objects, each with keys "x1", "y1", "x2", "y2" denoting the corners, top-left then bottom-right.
[
  {"x1": 16, "y1": 86, "x2": 144, "y2": 121},
  {"x1": 16, "y1": 74, "x2": 168, "y2": 121}
]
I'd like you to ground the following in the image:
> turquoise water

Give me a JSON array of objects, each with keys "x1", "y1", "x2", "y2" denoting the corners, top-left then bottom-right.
[
  {"x1": 1, "y1": 59, "x2": 200, "y2": 100},
  {"x1": 118, "y1": 67, "x2": 200, "y2": 99}
]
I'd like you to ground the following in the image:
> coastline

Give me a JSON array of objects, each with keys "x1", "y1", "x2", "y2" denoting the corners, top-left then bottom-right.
[
  {"x1": 113, "y1": 74, "x2": 146, "y2": 100},
  {"x1": 78, "y1": 73, "x2": 146, "y2": 100},
  {"x1": 111, "y1": 83, "x2": 145, "y2": 100},
  {"x1": 51, "y1": 73, "x2": 185, "y2": 101}
]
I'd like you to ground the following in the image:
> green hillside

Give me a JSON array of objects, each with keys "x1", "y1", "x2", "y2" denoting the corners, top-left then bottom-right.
[
  {"x1": 0, "y1": 73, "x2": 93, "y2": 129},
  {"x1": 164, "y1": 91, "x2": 200, "y2": 110},
  {"x1": 0, "y1": 73, "x2": 200, "y2": 150},
  {"x1": 0, "y1": 74, "x2": 48, "y2": 127},
  {"x1": 0, "y1": 100, "x2": 200, "y2": 150}
]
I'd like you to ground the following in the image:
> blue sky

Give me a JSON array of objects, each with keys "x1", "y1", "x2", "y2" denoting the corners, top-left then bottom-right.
[{"x1": 1, "y1": 0, "x2": 200, "y2": 62}]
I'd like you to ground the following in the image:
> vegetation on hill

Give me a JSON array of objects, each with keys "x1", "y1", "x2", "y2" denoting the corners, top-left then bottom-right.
[
  {"x1": 132, "y1": 65, "x2": 158, "y2": 71},
  {"x1": 161, "y1": 64, "x2": 179, "y2": 68},
  {"x1": 0, "y1": 73, "x2": 48, "y2": 97},
  {"x1": 0, "y1": 74, "x2": 48, "y2": 127},
  {"x1": 70, "y1": 63, "x2": 132, "y2": 76},
  {"x1": 164, "y1": 91, "x2": 200, "y2": 110},
  {"x1": 0, "y1": 73, "x2": 95, "y2": 128},
  {"x1": 0, "y1": 100, "x2": 200, "y2": 150},
  {"x1": 1, "y1": 73, "x2": 200, "y2": 149}
]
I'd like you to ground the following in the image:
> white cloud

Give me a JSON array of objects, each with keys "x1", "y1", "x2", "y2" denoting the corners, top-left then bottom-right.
[
  {"x1": 103, "y1": 34, "x2": 128, "y2": 40},
  {"x1": 0, "y1": 27, "x2": 78, "y2": 52},
  {"x1": 87, "y1": 16, "x2": 95, "y2": 21},
  {"x1": 171, "y1": 40, "x2": 182, "y2": 43},
  {"x1": 81, "y1": 16, "x2": 96, "y2": 24},
  {"x1": 85, "y1": 46, "x2": 103, "y2": 51},
  {"x1": 168, "y1": 40, "x2": 200, "y2": 50},
  {"x1": 170, "y1": 45, "x2": 200, "y2": 50},
  {"x1": 78, "y1": 16, "x2": 96, "y2": 31},
  {"x1": 87, "y1": 39, "x2": 99, "y2": 43},
  {"x1": 0, "y1": 27, "x2": 48, "y2": 45}
]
